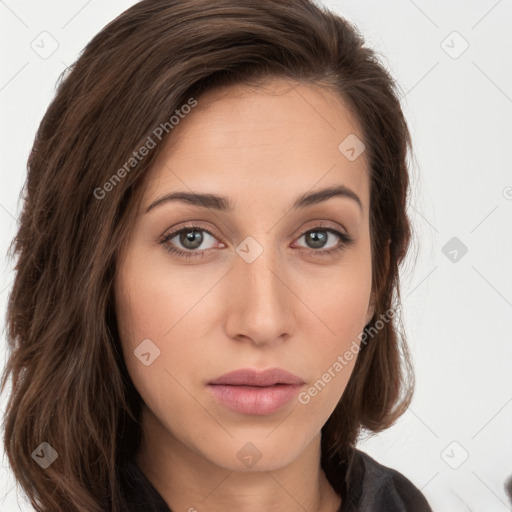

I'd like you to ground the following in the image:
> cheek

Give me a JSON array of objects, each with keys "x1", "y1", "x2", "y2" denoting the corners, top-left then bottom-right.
[
  {"x1": 295, "y1": 251, "x2": 372, "y2": 401},
  {"x1": 114, "y1": 257, "x2": 203, "y2": 429},
  {"x1": 114, "y1": 250, "x2": 215, "y2": 392},
  {"x1": 305, "y1": 252, "x2": 372, "y2": 348},
  {"x1": 115, "y1": 250, "x2": 202, "y2": 347}
]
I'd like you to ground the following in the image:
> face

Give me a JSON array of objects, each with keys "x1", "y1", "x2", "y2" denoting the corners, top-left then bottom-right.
[{"x1": 114, "y1": 79, "x2": 374, "y2": 472}]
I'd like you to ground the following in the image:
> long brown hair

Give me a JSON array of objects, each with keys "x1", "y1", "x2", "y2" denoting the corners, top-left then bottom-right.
[{"x1": 1, "y1": 0, "x2": 415, "y2": 510}]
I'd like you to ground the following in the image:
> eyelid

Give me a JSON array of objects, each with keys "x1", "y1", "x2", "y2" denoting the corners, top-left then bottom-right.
[
  {"x1": 159, "y1": 221, "x2": 222, "y2": 244},
  {"x1": 160, "y1": 219, "x2": 349, "y2": 241},
  {"x1": 293, "y1": 219, "x2": 349, "y2": 238}
]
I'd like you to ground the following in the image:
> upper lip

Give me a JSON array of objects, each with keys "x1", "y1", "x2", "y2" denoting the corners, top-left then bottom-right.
[{"x1": 209, "y1": 368, "x2": 304, "y2": 387}]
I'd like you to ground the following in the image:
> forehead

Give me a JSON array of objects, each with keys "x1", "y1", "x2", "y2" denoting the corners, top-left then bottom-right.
[{"x1": 141, "y1": 79, "x2": 369, "y2": 214}]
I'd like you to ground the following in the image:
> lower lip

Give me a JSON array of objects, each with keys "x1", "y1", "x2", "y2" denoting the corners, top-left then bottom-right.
[{"x1": 207, "y1": 383, "x2": 302, "y2": 415}]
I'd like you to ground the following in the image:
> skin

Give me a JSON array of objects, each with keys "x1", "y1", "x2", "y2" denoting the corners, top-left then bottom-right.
[{"x1": 114, "y1": 79, "x2": 375, "y2": 512}]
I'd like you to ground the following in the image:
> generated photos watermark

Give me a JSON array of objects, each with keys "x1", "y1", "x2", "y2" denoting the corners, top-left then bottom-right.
[
  {"x1": 298, "y1": 307, "x2": 397, "y2": 405},
  {"x1": 93, "y1": 97, "x2": 198, "y2": 200}
]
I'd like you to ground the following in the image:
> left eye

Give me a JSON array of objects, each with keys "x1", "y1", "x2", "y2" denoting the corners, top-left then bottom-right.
[
  {"x1": 295, "y1": 229, "x2": 341, "y2": 250},
  {"x1": 159, "y1": 224, "x2": 354, "y2": 259}
]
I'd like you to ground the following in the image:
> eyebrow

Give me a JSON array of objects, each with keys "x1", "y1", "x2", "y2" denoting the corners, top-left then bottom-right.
[{"x1": 145, "y1": 184, "x2": 363, "y2": 214}]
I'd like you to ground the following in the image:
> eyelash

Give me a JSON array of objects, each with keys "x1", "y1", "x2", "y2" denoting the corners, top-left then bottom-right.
[{"x1": 158, "y1": 222, "x2": 354, "y2": 261}]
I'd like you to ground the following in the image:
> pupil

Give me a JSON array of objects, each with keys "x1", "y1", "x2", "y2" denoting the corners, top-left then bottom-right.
[
  {"x1": 308, "y1": 230, "x2": 326, "y2": 249},
  {"x1": 181, "y1": 230, "x2": 203, "y2": 249}
]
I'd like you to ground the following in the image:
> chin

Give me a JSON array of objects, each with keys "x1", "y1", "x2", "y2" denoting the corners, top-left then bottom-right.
[{"x1": 195, "y1": 432, "x2": 313, "y2": 473}]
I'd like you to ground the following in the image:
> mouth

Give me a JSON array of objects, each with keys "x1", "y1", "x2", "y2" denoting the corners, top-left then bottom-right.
[{"x1": 207, "y1": 368, "x2": 305, "y2": 415}]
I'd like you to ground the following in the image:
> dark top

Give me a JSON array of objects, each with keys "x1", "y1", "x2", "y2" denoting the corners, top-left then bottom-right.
[{"x1": 117, "y1": 448, "x2": 433, "y2": 511}]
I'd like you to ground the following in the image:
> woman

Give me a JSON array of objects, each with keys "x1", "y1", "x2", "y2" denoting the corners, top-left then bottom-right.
[{"x1": 1, "y1": 1, "x2": 432, "y2": 511}]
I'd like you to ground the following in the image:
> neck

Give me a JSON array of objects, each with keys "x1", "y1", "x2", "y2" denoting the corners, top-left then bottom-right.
[{"x1": 135, "y1": 408, "x2": 341, "y2": 512}]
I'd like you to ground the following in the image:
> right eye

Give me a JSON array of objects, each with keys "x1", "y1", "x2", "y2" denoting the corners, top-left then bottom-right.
[{"x1": 159, "y1": 225, "x2": 224, "y2": 259}]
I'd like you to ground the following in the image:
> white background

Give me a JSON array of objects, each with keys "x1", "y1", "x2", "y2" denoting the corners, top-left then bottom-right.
[{"x1": 1, "y1": 1, "x2": 511, "y2": 511}]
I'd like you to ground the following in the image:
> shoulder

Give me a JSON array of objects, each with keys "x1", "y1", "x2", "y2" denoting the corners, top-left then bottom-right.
[{"x1": 341, "y1": 449, "x2": 433, "y2": 512}]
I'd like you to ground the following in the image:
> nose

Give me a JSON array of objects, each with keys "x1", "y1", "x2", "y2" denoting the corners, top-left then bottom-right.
[{"x1": 224, "y1": 243, "x2": 296, "y2": 347}]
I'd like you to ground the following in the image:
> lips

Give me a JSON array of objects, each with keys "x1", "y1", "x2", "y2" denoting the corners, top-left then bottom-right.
[
  {"x1": 208, "y1": 368, "x2": 305, "y2": 415},
  {"x1": 209, "y1": 368, "x2": 304, "y2": 387}
]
